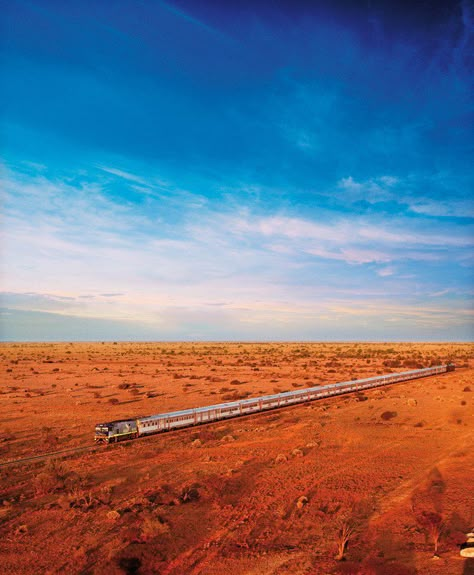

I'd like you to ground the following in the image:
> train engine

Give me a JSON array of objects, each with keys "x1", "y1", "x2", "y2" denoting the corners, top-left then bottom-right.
[{"x1": 94, "y1": 419, "x2": 138, "y2": 443}]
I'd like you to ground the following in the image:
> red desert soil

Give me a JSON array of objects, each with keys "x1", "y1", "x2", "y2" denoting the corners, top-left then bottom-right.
[{"x1": 0, "y1": 342, "x2": 473, "y2": 575}]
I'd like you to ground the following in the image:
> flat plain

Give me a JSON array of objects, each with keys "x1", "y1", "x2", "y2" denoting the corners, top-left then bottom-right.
[{"x1": 0, "y1": 342, "x2": 473, "y2": 575}]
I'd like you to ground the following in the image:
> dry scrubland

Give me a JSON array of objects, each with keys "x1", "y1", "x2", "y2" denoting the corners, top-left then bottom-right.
[{"x1": 0, "y1": 342, "x2": 473, "y2": 575}]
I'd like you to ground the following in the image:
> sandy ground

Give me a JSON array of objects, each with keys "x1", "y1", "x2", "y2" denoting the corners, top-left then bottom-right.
[{"x1": 0, "y1": 342, "x2": 473, "y2": 575}]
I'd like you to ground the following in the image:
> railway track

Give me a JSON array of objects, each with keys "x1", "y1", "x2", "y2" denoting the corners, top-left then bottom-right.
[{"x1": 0, "y1": 445, "x2": 100, "y2": 469}]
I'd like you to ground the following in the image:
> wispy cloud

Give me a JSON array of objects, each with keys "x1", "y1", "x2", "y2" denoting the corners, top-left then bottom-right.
[
  {"x1": 2, "y1": 162, "x2": 473, "y2": 340},
  {"x1": 157, "y1": 0, "x2": 233, "y2": 43},
  {"x1": 222, "y1": 213, "x2": 473, "y2": 262},
  {"x1": 377, "y1": 266, "x2": 396, "y2": 277},
  {"x1": 98, "y1": 165, "x2": 149, "y2": 185},
  {"x1": 337, "y1": 174, "x2": 474, "y2": 219},
  {"x1": 408, "y1": 199, "x2": 474, "y2": 218},
  {"x1": 338, "y1": 175, "x2": 394, "y2": 203}
]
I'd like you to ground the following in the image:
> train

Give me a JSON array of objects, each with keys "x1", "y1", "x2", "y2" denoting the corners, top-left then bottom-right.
[{"x1": 94, "y1": 364, "x2": 455, "y2": 444}]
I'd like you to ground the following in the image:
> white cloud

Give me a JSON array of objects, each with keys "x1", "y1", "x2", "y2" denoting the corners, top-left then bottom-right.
[
  {"x1": 339, "y1": 248, "x2": 391, "y2": 265},
  {"x1": 2, "y1": 163, "x2": 472, "y2": 340},
  {"x1": 377, "y1": 266, "x2": 396, "y2": 277},
  {"x1": 339, "y1": 176, "x2": 362, "y2": 191},
  {"x1": 379, "y1": 176, "x2": 398, "y2": 186},
  {"x1": 223, "y1": 213, "x2": 473, "y2": 259},
  {"x1": 98, "y1": 165, "x2": 149, "y2": 185},
  {"x1": 408, "y1": 199, "x2": 474, "y2": 218},
  {"x1": 337, "y1": 175, "x2": 394, "y2": 203},
  {"x1": 337, "y1": 175, "x2": 474, "y2": 220}
]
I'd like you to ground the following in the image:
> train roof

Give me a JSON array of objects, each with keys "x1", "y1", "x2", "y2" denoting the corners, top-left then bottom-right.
[
  {"x1": 138, "y1": 379, "x2": 364, "y2": 421},
  {"x1": 95, "y1": 419, "x2": 136, "y2": 426},
  {"x1": 133, "y1": 365, "x2": 446, "y2": 423}
]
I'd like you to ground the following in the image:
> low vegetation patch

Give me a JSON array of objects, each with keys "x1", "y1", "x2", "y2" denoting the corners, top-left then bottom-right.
[{"x1": 380, "y1": 411, "x2": 397, "y2": 421}]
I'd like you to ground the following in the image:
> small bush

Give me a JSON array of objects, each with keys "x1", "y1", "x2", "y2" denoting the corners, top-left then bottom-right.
[
  {"x1": 381, "y1": 411, "x2": 397, "y2": 421},
  {"x1": 140, "y1": 515, "x2": 169, "y2": 541},
  {"x1": 33, "y1": 471, "x2": 60, "y2": 496},
  {"x1": 118, "y1": 557, "x2": 141, "y2": 574},
  {"x1": 60, "y1": 489, "x2": 98, "y2": 511},
  {"x1": 32, "y1": 460, "x2": 70, "y2": 495},
  {"x1": 180, "y1": 485, "x2": 200, "y2": 503}
]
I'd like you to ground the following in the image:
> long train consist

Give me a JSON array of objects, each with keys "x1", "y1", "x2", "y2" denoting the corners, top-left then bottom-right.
[{"x1": 94, "y1": 364, "x2": 455, "y2": 443}]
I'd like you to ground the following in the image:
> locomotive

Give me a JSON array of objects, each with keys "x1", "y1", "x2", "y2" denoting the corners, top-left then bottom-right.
[{"x1": 94, "y1": 364, "x2": 455, "y2": 444}]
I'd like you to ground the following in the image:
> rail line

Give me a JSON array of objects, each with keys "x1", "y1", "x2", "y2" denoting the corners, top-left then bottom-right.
[{"x1": 0, "y1": 445, "x2": 98, "y2": 469}]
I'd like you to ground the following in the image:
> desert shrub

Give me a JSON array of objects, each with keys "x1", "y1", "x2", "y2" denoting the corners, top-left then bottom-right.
[
  {"x1": 96, "y1": 485, "x2": 113, "y2": 505},
  {"x1": 33, "y1": 471, "x2": 61, "y2": 496},
  {"x1": 61, "y1": 489, "x2": 98, "y2": 511},
  {"x1": 383, "y1": 359, "x2": 401, "y2": 368},
  {"x1": 63, "y1": 470, "x2": 87, "y2": 492},
  {"x1": 222, "y1": 390, "x2": 250, "y2": 400},
  {"x1": 2, "y1": 429, "x2": 16, "y2": 441},
  {"x1": 32, "y1": 460, "x2": 69, "y2": 495},
  {"x1": 463, "y1": 386, "x2": 471, "y2": 392},
  {"x1": 14, "y1": 525, "x2": 28, "y2": 536},
  {"x1": 140, "y1": 515, "x2": 169, "y2": 541},
  {"x1": 108, "y1": 398, "x2": 119, "y2": 405},
  {"x1": 381, "y1": 411, "x2": 397, "y2": 421},
  {"x1": 118, "y1": 557, "x2": 142, "y2": 574},
  {"x1": 180, "y1": 485, "x2": 200, "y2": 503},
  {"x1": 118, "y1": 383, "x2": 130, "y2": 390},
  {"x1": 195, "y1": 428, "x2": 218, "y2": 442}
]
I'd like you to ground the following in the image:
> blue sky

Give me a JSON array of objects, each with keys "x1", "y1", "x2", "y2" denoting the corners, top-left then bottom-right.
[{"x1": 1, "y1": 0, "x2": 473, "y2": 341}]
